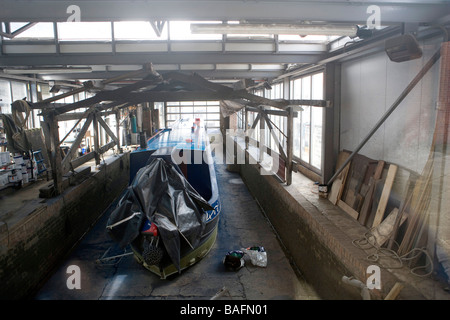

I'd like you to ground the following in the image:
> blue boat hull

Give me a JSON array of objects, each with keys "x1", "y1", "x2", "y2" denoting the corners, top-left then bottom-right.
[{"x1": 127, "y1": 119, "x2": 221, "y2": 278}]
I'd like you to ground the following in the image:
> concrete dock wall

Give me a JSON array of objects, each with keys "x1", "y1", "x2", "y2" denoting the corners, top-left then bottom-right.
[
  {"x1": 0, "y1": 153, "x2": 129, "y2": 299},
  {"x1": 239, "y1": 161, "x2": 363, "y2": 299},
  {"x1": 237, "y1": 145, "x2": 431, "y2": 300}
]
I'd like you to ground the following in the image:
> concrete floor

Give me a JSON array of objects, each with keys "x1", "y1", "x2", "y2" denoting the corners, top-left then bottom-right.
[{"x1": 33, "y1": 163, "x2": 320, "y2": 300}]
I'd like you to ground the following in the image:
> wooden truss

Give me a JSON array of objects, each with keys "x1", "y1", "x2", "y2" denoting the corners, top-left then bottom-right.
[{"x1": 31, "y1": 62, "x2": 328, "y2": 195}]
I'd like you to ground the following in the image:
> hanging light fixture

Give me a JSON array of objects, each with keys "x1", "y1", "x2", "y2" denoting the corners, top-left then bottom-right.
[{"x1": 190, "y1": 23, "x2": 359, "y2": 37}]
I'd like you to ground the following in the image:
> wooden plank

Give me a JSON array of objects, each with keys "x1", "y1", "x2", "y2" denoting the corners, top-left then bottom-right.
[
  {"x1": 372, "y1": 164, "x2": 398, "y2": 228},
  {"x1": 366, "y1": 179, "x2": 385, "y2": 227},
  {"x1": 354, "y1": 193, "x2": 364, "y2": 212},
  {"x1": 44, "y1": 112, "x2": 63, "y2": 195},
  {"x1": 358, "y1": 161, "x2": 385, "y2": 226},
  {"x1": 164, "y1": 71, "x2": 289, "y2": 109},
  {"x1": 42, "y1": 71, "x2": 162, "y2": 115},
  {"x1": 70, "y1": 151, "x2": 96, "y2": 169},
  {"x1": 359, "y1": 161, "x2": 378, "y2": 196},
  {"x1": 343, "y1": 155, "x2": 368, "y2": 208},
  {"x1": 337, "y1": 199, "x2": 359, "y2": 220},
  {"x1": 387, "y1": 177, "x2": 415, "y2": 250},
  {"x1": 251, "y1": 113, "x2": 261, "y2": 130},
  {"x1": 96, "y1": 113, "x2": 120, "y2": 147},
  {"x1": 328, "y1": 150, "x2": 351, "y2": 205},
  {"x1": 358, "y1": 178, "x2": 375, "y2": 225},
  {"x1": 93, "y1": 114, "x2": 100, "y2": 165},
  {"x1": 98, "y1": 141, "x2": 116, "y2": 155},
  {"x1": 371, "y1": 208, "x2": 407, "y2": 247},
  {"x1": 260, "y1": 111, "x2": 287, "y2": 162},
  {"x1": 33, "y1": 65, "x2": 155, "y2": 108},
  {"x1": 61, "y1": 113, "x2": 94, "y2": 173},
  {"x1": 384, "y1": 282, "x2": 404, "y2": 300},
  {"x1": 286, "y1": 107, "x2": 294, "y2": 186}
]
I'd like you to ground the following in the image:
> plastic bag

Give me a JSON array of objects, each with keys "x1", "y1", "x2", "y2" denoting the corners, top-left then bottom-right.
[{"x1": 242, "y1": 246, "x2": 267, "y2": 267}]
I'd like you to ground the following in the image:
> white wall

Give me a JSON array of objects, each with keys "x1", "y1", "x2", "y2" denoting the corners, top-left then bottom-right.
[{"x1": 340, "y1": 37, "x2": 442, "y2": 174}]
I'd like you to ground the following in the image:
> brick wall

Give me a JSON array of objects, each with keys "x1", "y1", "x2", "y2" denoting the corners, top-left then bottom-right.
[
  {"x1": 0, "y1": 153, "x2": 130, "y2": 299},
  {"x1": 238, "y1": 149, "x2": 428, "y2": 299}
]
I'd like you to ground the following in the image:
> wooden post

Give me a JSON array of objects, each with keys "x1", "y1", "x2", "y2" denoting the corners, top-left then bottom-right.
[
  {"x1": 244, "y1": 107, "x2": 249, "y2": 152},
  {"x1": 44, "y1": 111, "x2": 63, "y2": 195},
  {"x1": 259, "y1": 107, "x2": 265, "y2": 164},
  {"x1": 286, "y1": 106, "x2": 294, "y2": 185},
  {"x1": 97, "y1": 113, "x2": 120, "y2": 147},
  {"x1": 384, "y1": 282, "x2": 404, "y2": 300},
  {"x1": 148, "y1": 102, "x2": 154, "y2": 136},
  {"x1": 93, "y1": 113, "x2": 100, "y2": 165},
  {"x1": 60, "y1": 113, "x2": 94, "y2": 174},
  {"x1": 115, "y1": 110, "x2": 121, "y2": 152}
]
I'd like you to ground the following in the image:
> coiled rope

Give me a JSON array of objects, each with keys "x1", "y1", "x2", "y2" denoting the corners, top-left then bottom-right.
[{"x1": 352, "y1": 229, "x2": 433, "y2": 278}]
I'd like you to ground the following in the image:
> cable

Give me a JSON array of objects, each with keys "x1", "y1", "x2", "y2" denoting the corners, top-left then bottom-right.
[{"x1": 352, "y1": 229, "x2": 433, "y2": 278}]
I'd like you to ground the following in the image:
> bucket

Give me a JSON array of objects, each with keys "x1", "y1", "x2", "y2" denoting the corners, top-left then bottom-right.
[
  {"x1": 13, "y1": 155, "x2": 24, "y2": 165},
  {"x1": 8, "y1": 172, "x2": 18, "y2": 183},
  {"x1": 0, "y1": 152, "x2": 9, "y2": 165},
  {"x1": 16, "y1": 169, "x2": 23, "y2": 181},
  {"x1": 318, "y1": 184, "x2": 328, "y2": 198},
  {"x1": 22, "y1": 172, "x2": 29, "y2": 184},
  {"x1": 0, "y1": 172, "x2": 8, "y2": 186}
]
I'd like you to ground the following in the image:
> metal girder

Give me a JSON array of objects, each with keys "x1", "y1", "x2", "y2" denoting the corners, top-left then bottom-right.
[
  {"x1": 0, "y1": 0, "x2": 448, "y2": 24},
  {"x1": 35, "y1": 70, "x2": 287, "y2": 81},
  {"x1": 0, "y1": 52, "x2": 324, "y2": 66}
]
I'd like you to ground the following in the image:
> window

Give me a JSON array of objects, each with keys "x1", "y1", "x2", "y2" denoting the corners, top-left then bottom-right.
[
  {"x1": 3, "y1": 22, "x2": 54, "y2": 40},
  {"x1": 290, "y1": 72, "x2": 324, "y2": 171},
  {"x1": 58, "y1": 22, "x2": 112, "y2": 41},
  {"x1": 165, "y1": 101, "x2": 220, "y2": 129},
  {"x1": 265, "y1": 82, "x2": 285, "y2": 153},
  {"x1": 0, "y1": 80, "x2": 12, "y2": 114},
  {"x1": 114, "y1": 21, "x2": 168, "y2": 40},
  {"x1": 169, "y1": 21, "x2": 222, "y2": 41},
  {"x1": 11, "y1": 81, "x2": 28, "y2": 102}
]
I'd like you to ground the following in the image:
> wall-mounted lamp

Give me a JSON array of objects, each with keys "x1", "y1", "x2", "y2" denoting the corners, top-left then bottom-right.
[{"x1": 385, "y1": 34, "x2": 422, "y2": 62}]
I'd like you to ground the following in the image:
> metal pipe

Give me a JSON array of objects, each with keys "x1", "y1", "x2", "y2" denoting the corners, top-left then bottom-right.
[{"x1": 327, "y1": 46, "x2": 442, "y2": 186}]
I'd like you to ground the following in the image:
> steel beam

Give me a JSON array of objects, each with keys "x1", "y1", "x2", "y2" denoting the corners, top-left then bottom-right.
[
  {"x1": 35, "y1": 70, "x2": 286, "y2": 81},
  {"x1": 0, "y1": 52, "x2": 324, "y2": 66},
  {"x1": 0, "y1": 1, "x2": 448, "y2": 24}
]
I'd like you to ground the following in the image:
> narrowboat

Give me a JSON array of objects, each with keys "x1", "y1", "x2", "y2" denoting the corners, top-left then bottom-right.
[{"x1": 106, "y1": 118, "x2": 221, "y2": 279}]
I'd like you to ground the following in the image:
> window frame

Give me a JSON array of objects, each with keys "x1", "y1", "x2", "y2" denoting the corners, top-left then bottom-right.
[
  {"x1": 164, "y1": 101, "x2": 221, "y2": 129},
  {"x1": 290, "y1": 70, "x2": 325, "y2": 175}
]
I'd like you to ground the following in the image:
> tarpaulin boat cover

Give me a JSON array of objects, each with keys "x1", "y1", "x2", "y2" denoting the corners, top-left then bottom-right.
[
  {"x1": 107, "y1": 155, "x2": 213, "y2": 272},
  {"x1": 1, "y1": 113, "x2": 32, "y2": 153}
]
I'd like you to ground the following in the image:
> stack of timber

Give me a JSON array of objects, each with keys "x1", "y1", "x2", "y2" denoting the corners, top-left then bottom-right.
[{"x1": 328, "y1": 150, "x2": 433, "y2": 268}]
